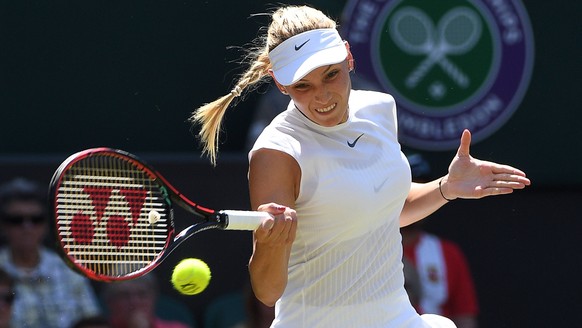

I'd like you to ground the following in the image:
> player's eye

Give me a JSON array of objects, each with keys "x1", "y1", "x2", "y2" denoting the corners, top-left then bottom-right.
[
  {"x1": 293, "y1": 83, "x2": 310, "y2": 91},
  {"x1": 326, "y1": 70, "x2": 340, "y2": 80}
]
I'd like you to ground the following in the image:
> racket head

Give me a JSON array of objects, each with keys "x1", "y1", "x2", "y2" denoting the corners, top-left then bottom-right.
[{"x1": 49, "y1": 148, "x2": 180, "y2": 281}]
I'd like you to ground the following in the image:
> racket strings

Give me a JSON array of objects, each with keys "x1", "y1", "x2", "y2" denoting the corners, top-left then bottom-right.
[{"x1": 55, "y1": 154, "x2": 169, "y2": 278}]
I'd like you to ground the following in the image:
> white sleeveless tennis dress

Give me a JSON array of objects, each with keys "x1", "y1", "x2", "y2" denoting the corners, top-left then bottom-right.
[{"x1": 250, "y1": 90, "x2": 455, "y2": 328}]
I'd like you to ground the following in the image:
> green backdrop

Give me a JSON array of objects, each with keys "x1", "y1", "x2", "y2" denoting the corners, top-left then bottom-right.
[{"x1": 1, "y1": 1, "x2": 580, "y2": 186}]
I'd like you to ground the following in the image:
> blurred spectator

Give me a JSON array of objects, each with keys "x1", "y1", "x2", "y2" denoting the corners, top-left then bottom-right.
[
  {"x1": 71, "y1": 315, "x2": 111, "y2": 328},
  {"x1": 102, "y1": 273, "x2": 194, "y2": 328},
  {"x1": 243, "y1": 287, "x2": 274, "y2": 328},
  {"x1": 0, "y1": 268, "x2": 15, "y2": 328},
  {"x1": 204, "y1": 290, "x2": 245, "y2": 328},
  {"x1": 402, "y1": 223, "x2": 479, "y2": 327},
  {"x1": 402, "y1": 155, "x2": 480, "y2": 328},
  {"x1": 204, "y1": 282, "x2": 274, "y2": 328},
  {"x1": 402, "y1": 256, "x2": 421, "y2": 308},
  {"x1": 0, "y1": 177, "x2": 101, "y2": 327}
]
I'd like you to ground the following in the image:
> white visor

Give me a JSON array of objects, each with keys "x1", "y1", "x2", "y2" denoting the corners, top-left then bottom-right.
[{"x1": 269, "y1": 28, "x2": 348, "y2": 86}]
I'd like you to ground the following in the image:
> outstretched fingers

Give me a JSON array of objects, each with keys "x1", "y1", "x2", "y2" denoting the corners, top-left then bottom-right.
[
  {"x1": 447, "y1": 131, "x2": 531, "y2": 199},
  {"x1": 490, "y1": 163, "x2": 531, "y2": 186},
  {"x1": 491, "y1": 175, "x2": 531, "y2": 189},
  {"x1": 472, "y1": 165, "x2": 531, "y2": 197},
  {"x1": 456, "y1": 129, "x2": 472, "y2": 158}
]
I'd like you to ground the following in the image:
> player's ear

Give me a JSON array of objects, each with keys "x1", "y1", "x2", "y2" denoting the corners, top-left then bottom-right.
[
  {"x1": 345, "y1": 42, "x2": 355, "y2": 72},
  {"x1": 268, "y1": 69, "x2": 289, "y2": 95}
]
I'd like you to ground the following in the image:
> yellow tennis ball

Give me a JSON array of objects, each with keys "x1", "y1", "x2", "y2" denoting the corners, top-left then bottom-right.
[{"x1": 171, "y1": 258, "x2": 211, "y2": 295}]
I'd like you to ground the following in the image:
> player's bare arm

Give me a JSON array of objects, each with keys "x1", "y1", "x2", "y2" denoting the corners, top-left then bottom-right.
[{"x1": 249, "y1": 148, "x2": 299, "y2": 306}]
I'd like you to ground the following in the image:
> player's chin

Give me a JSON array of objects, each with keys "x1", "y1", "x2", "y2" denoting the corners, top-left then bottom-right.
[{"x1": 313, "y1": 106, "x2": 348, "y2": 126}]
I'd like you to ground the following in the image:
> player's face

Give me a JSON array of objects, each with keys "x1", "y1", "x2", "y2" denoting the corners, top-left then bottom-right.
[{"x1": 281, "y1": 58, "x2": 353, "y2": 127}]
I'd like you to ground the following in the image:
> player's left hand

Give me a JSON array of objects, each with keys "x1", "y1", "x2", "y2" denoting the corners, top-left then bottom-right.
[{"x1": 440, "y1": 129, "x2": 531, "y2": 200}]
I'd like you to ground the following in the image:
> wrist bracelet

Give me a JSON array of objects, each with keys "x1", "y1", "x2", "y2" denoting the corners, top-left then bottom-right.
[{"x1": 439, "y1": 178, "x2": 455, "y2": 202}]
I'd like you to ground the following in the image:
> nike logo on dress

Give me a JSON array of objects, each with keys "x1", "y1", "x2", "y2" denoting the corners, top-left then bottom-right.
[
  {"x1": 295, "y1": 39, "x2": 310, "y2": 51},
  {"x1": 347, "y1": 133, "x2": 364, "y2": 148},
  {"x1": 374, "y1": 176, "x2": 389, "y2": 193}
]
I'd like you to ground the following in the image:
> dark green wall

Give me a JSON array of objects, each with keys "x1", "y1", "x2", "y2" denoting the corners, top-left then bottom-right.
[
  {"x1": 0, "y1": 0, "x2": 344, "y2": 155},
  {"x1": 1, "y1": 1, "x2": 580, "y2": 186}
]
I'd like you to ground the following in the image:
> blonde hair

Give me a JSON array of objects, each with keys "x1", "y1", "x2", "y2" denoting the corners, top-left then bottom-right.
[{"x1": 190, "y1": 5, "x2": 337, "y2": 165}]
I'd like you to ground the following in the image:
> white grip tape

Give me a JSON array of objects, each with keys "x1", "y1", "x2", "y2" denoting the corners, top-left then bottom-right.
[{"x1": 221, "y1": 210, "x2": 272, "y2": 230}]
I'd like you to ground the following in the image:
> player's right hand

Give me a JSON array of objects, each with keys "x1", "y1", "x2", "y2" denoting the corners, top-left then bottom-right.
[{"x1": 255, "y1": 203, "x2": 297, "y2": 247}]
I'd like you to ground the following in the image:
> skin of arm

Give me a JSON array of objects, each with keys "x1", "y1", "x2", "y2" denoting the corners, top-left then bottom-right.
[
  {"x1": 400, "y1": 180, "x2": 448, "y2": 227},
  {"x1": 248, "y1": 148, "x2": 300, "y2": 306},
  {"x1": 400, "y1": 130, "x2": 531, "y2": 227}
]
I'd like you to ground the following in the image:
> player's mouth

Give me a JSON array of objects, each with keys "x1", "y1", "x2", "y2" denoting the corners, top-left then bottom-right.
[{"x1": 315, "y1": 103, "x2": 336, "y2": 113}]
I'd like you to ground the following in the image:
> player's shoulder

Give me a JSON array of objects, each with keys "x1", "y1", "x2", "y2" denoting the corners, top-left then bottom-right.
[
  {"x1": 251, "y1": 116, "x2": 302, "y2": 165},
  {"x1": 350, "y1": 89, "x2": 395, "y2": 105},
  {"x1": 350, "y1": 89, "x2": 397, "y2": 122}
]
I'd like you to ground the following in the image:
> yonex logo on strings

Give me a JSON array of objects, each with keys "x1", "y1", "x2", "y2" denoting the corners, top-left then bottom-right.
[
  {"x1": 69, "y1": 187, "x2": 147, "y2": 248},
  {"x1": 389, "y1": 7, "x2": 482, "y2": 91}
]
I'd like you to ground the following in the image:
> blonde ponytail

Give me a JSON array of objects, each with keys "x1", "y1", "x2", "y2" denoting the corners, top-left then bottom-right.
[
  {"x1": 190, "y1": 49, "x2": 271, "y2": 165},
  {"x1": 190, "y1": 93, "x2": 235, "y2": 166}
]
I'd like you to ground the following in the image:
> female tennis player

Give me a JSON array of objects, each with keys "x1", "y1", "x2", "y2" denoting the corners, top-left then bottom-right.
[{"x1": 191, "y1": 5, "x2": 530, "y2": 327}]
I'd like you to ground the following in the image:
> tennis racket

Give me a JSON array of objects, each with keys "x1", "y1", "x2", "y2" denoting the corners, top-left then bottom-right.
[{"x1": 49, "y1": 147, "x2": 269, "y2": 282}]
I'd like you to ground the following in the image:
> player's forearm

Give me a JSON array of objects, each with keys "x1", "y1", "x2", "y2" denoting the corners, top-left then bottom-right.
[
  {"x1": 249, "y1": 241, "x2": 291, "y2": 306},
  {"x1": 399, "y1": 180, "x2": 449, "y2": 227}
]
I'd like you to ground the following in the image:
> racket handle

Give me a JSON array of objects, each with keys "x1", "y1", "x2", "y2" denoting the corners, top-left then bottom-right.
[{"x1": 220, "y1": 210, "x2": 272, "y2": 231}]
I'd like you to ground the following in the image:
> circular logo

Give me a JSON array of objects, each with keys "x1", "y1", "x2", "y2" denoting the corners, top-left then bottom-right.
[{"x1": 342, "y1": 0, "x2": 534, "y2": 150}]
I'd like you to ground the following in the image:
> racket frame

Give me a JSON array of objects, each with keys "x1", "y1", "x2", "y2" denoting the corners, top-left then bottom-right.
[{"x1": 48, "y1": 148, "x2": 249, "y2": 281}]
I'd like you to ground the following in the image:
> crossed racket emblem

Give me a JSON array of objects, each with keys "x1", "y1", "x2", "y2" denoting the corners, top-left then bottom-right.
[{"x1": 389, "y1": 6, "x2": 482, "y2": 89}]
